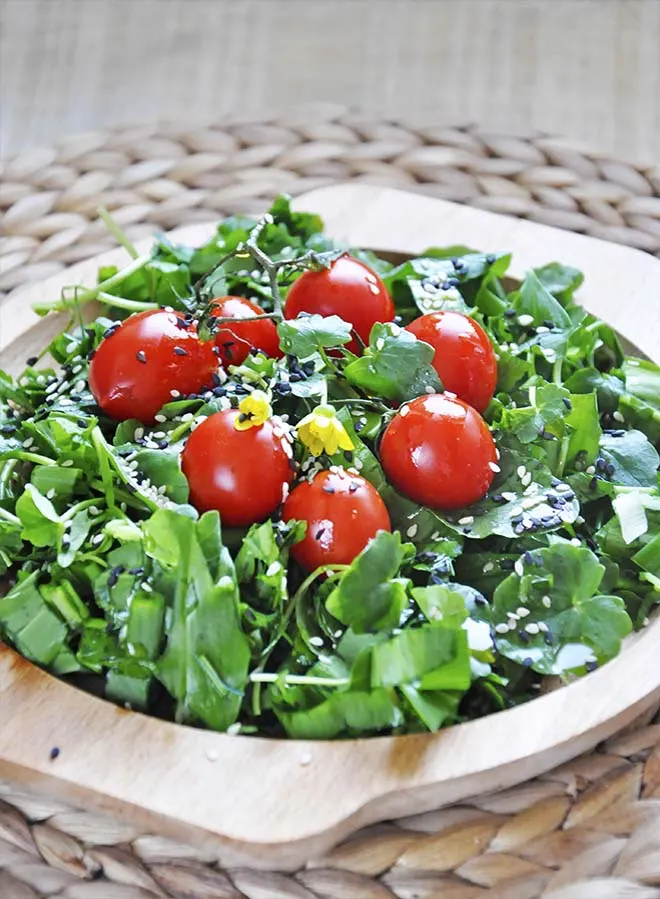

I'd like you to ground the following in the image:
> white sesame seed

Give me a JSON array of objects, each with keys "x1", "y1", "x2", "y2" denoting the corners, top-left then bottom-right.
[
  {"x1": 281, "y1": 482, "x2": 290, "y2": 502},
  {"x1": 299, "y1": 752, "x2": 313, "y2": 766},
  {"x1": 399, "y1": 405, "x2": 410, "y2": 417},
  {"x1": 517, "y1": 314, "x2": 534, "y2": 327},
  {"x1": 511, "y1": 505, "x2": 523, "y2": 516},
  {"x1": 585, "y1": 465, "x2": 596, "y2": 475},
  {"x1": 266, "y1": 561, "x2": 282, "y2": 577},
  {"x1": 59, "y1": 398, "x2": 73, "y2": 407},
  {"x1": 514, "y1": 559, "x2": 525, "y2": 577},
  {"x1": 495, "y1": 623, "x2": 510, "y2": 635},
  {"x1": 406, "y1": 524, "x2": 418, "y2": 539},
  {"x1": 483, "y1": 562, "x2": 495, "y2": 573},
  {"x1": 542, "y1": 595, "x2": 552, "y2": 608},
  {"x1": 91, "y1": 533, "x2": 104, "y2": 545},
  {"x1": 458, "y1": 516, "x2": 474, "y2": 526},
  {"x1": 74, "y1": 379, "x2": 86, "y2": 393},
  {"x1": 507, "y1": 611, "x2": 519, "y2": 622},
  {"x1": 134, "y1": 427, "x2": 145, "y2": 440},
  {"x1": 521, "y1": 472, "x2": 533, "y2": 487},
  {"x1": 517, "y1": 465, "x2": 527, "y2": 478},
  {"x1": 309, "y1": 636, "x2": 324, "y2": 647},
  {"x1": 154, "y1": 414, "x2": 167, "y2": 423},
  {"x1": 536, "y1": 325, "x2": 550, "y2": 333},
  {"x1": 46, "y1": 488, "x2": 56, "y2": 499},
  {"x1": 516, "y1": 607, "x2": 531, "y2": 618},
  {"x1": 22, "y1": 438, "x2": 34, "y2": 448},
  {"x1": 61, "y1": 459, "x2": 74, "y2": 467},
  {"x1": 425, "y1": 385, "x2": 435, "y2": 394},
  {"x1": 488, "y1": 461, "x2": 501, "y2": 473},
  {"x1": 525, "y1": 622, "x2": 540, "y2": 635},
  {"x1": 538, "y1": 622, "x2": 549, "y2": 632},
  {"x1": 158, "y1": 485, "x2": 167, "y2": 495},
  {"x1": 142, "y1": 582, "x2": 153, "y2": 593},
  {"x1": 612, "y1": 410, "x2": 625, "y2": 423},
  {"x1": 501, "y1": 491, "x2": 517, "y2": 502},
  {"x1": 431, "y1": 531, "x2": 441, "y2": 541}
]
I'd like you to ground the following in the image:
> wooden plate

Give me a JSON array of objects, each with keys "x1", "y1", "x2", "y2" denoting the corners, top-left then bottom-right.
[{"x1": 1, "y1": 185, "x2": 659, "y2": 871}]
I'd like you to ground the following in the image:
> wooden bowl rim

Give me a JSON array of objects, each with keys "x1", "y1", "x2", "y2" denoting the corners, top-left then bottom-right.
[{"x1": 1, "y1": 184, "x2": 659, "y2": 869}]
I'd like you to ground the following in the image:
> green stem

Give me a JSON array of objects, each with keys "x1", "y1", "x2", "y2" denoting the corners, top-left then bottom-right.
[
  {"x1": 96, "y1": 292, "x2": 159, "y2": 312},
  {"x1": 555, "y1": 435, "x2": 570, "y2": 478},
  {"x1": 8, "y1": 451, "x2": 56, "y2": 467},
  {"x1": 33, "y1": 253, "x2": 151, "y2": 315},
  {"x1": 0, "y1": 505, "x2": 20, "y2": 526},
  {"x1": 98, "y1": 206, "x2": 139, "y2": 259},
  {"x1": 552, "y1": 356, "x2": 563, "y2": 385},
  {"x1": 249, "y1": 672, "x2": 350, "y2": 688},
  {"x1": 61, "y1": 498, "x2": 103, "y2": 523}
]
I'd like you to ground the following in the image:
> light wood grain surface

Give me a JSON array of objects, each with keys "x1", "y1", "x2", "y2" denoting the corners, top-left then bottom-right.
[
  {"x1": 2, "y1": 185, "x2": 660, "y2": 869},
  {"x1": 2, "y1": 0, "x2": 660, "y2": 162}
]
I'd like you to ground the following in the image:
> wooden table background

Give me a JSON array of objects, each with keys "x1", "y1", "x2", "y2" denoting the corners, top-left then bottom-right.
[{"x1": 2, "y1": 0, "x2": 659, "y2": 163}]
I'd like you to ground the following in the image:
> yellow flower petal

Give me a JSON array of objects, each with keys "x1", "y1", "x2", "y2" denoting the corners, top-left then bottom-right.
[{"x1": 234, "y1": 390, "x2": 272, "y2": 431}]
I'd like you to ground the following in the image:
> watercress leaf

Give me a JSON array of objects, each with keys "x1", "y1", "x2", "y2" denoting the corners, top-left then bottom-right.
[
  {"x1": 16, "y1": 484, "x2": 64, "y2": 547},
  {"x1": 369, "y1": 622, "x2": 471, "y2": 690},
  {"x1": 326, "y1": 530, "x2": 408, "y2": 633},
  {"x1": 276, "y1": 687, "x2": 402, "y2": 739},
  {"x1": 31, "y1": 465, "x2": 82, "y2": 498},
  {"x1": 498, "y1": 383, "x2": 569, "y2": 444},
  {"x1": 440, "y1": 442, "x2": 579, "y2": 539},
  {"x1": 490, "y1": 542, "x2": 632, "y2": 674},
  {"x1": 133, "y1": 449, "x2": 189, "y2": 504},
  {"x1": 600, "y1": 430, "x2": 660, "y2": 488},
  {"x1": 566, "y1": 392, "x2": 602, "y2": 467},
  {"x1": 412, "y1": 584, "x2": 468, "y2": 626},
  {"x1": 532, "y1": 262, "x2": 584, "y2": 305},
  {"x1": 344, "y1": 323, "x2": 441, "y2": 403},
  {"x1": 0, "y1": 572, "x2": 69, "y2": 666},
  {"x1": 399, "y1": 684, "x2": 461, "y2": 731},
  {"x1": 147, "y1": 509, "x2": 250, "y2": 730},
  {"x1": 514, "y1": 270, "x2": 572, "y2": 329},
  {"x1": 565, "y1": 367, "x2": 625, "y2": 414},
  {"x1": 624, "y1": 358, "x2": 660, "y2": 412},
  {"x1": 277, "y1": 314, "x2": 352, "y2": 358}
]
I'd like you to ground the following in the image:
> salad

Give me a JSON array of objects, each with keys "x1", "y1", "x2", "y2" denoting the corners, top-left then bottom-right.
[{"x1": 0, "y1": 195, "x2": 659, "y2": 740}]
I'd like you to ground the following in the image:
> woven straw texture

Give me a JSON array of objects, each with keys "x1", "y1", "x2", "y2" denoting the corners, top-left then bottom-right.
[{"x1": 2, "y1": 110, "x2": 660, "y2": 897}]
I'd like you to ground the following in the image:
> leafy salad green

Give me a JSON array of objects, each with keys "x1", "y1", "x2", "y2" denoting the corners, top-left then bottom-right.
[{"x1": 1, "y1": 196, "x2": 659, "y2": 739}]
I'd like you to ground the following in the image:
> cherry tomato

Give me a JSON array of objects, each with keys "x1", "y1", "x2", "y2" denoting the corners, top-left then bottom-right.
[
  {"x1": 89, "y1": 309, "x2": 218, "y2": 424},
  {"x1": 405, "y1": 311, "x2": 497, "y2": 413},
  {"x1": 210, "y1": 296, "x2": 282, "y2": 368},
  {"x1": 284, "y1": 254, "x2": 394, "y2": 354},
  {"x1": 281, "y1": 469, "x2": 391, "y2": 571},
  {"x1": 380, "y1": 394, "x2": 497, "y2": 510},
  {"x1": 181, "y1": 409, "x2": 293, "y2": 527}
]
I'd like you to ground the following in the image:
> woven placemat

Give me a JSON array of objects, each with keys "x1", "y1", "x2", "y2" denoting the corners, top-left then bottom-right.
[{"x1": 1, "y1": 108, "x2": 660, "y2": 898}]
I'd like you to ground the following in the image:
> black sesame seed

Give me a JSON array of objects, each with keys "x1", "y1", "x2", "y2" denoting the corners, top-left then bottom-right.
[
  {"x1": 103, "y1": 325, "x2": 119, "y2": 339},
  {"x1": 49, "y1": 746, "x2": 60, "y2": 760},
  {"x1": 562, "y1": 397, "x2": 572, "y2": 411},
  {"x1": 595, "y1": 457, "x2": 606, "y2": 472},
  {"x1": 126, "y1": 483, "x2": 138, "y2": 494},
  {"x1": 441, "y1": 280, "x2": 451, "y2": 290},
  {"x1": 107, "y1": 565, "x2": 125, "y2": 588},
  {"x1": 302, "y1": 360, "x2": 316, "y2": 376},
  {"x1": 344, "y1": 451, "x2": 354, "y2": 463},
  {"x1": 544, "y1": 631, "x2": 554, "y2": 646},
  {"x1": 61, "y1": 534, "x2": 71, "y2": 546},
  {"x1": 26, "y1": 355, "x2": 38, "y2": 366},
  {"x1": 88, "y1": 349, "x2": 96, "y2": 361},
  {"x1": 212, "y1": 346, "x2": 221, "y2": 356},
  {"x1": 542, "y1": 320, "x2": 556, "y2": 330},
  {"x1": 492, "y1": 493, "x2": 505, "y2": 504},
  {"x1": 234, "y1": 384, "x2": 249, "y2": 395},
  {"x1": 314, "y1": 527, "x2": 326, "y2": 541},
  {"x1": 500, "y1": 559, "x2": 515, "y2": 570},
  {"x1": 136, "y1": 350, "x2": 147, "y2": 364},
  {"x1": 129, "y1": 567, "x2": 145, "y2": 576},
  {"x1": 173, "y1": 346, "x2": 187, "y2": 357},
  {"x1": 157, "y1": 440, "x2": 168, "y2": 450},
  {"x1": 589, "y1": 476, "x2": 599, "y2": 491},
  {"x1": 275, "y1": 381, "x2": 292, "y2": 395},
  {"x1": 77, "y1": 419, "x2": 87, "y2": 428},
  {"x1": 522, "y1": 657, "x2": 534, "y2": 668},
  {"x1": 474, "y1": 596, "x2": 487, "y2": 606},
  {"x1": 523, "y1": 551, "x2": 534, "y2": 564},
  {"x1": 586, "y1": 660, "x2": 598, "y2": 672},
  {"x1": 511, "y1": 513, "x2": 524, "y2": 525},
  {"x1": 322, "y1": 485, "x2": 335, "y2": 494},
  {"x1": 519, "y1": 630, "x2": 530, "y2": 644},
  {"x1": 504, "y1": 308, "x2": 516, "y2": 318},
  {"x1": 354, "y1": 420, "x2": 364, "y2": 433},
  {"x1": 0, "y1": 424, "x2": 17, "y2": 434},
  {"x1": 486, "y1": 254, "x2": 496, "y2": 264},
  {"x1": 349, "y1": 481, "x2": 360, "y2": 493},
  {"x1": 212, "y1": 372, "x2": 222, "y2": 387},
  {"x1": 289, "y1": 372, "x2": 303, "y2": 383},
  {"x1": 605, "y1": 462, "x2": 616, "y2": 477},
  {"x1": 213, "y1": 386, "x2": 226, "y2": 397}
]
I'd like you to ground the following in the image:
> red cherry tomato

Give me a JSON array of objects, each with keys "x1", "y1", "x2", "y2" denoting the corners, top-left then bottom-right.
[
  {"x1": 89, "y1": 309, "x2": 218, "y2": 424},
  {"x1": 380, "y1": 394, "x2": 497, "y2": 510},
  {"x1": 284, "y1": 254, "x2": 394, "y2": 354},
  {"x1": 181, "y1": 409, "x2": 293, "y2": 527},
  {"x1": 282, "y1": 469, "x2": 391, "y2": 571},
  {"x1": 405, "y1": 311, "x2": 497, "y2": 413},
  {"x1": 210, "y1": 296, "x2": 282, "y2": 368}
]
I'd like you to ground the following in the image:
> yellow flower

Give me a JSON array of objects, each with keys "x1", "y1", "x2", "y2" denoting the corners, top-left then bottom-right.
[
  {"x1": 297, "y1": 405, "x2": 354, "y2": 456},
  {"x1": 234, "y1": 390, "x2": 272, "y2": 430}
]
